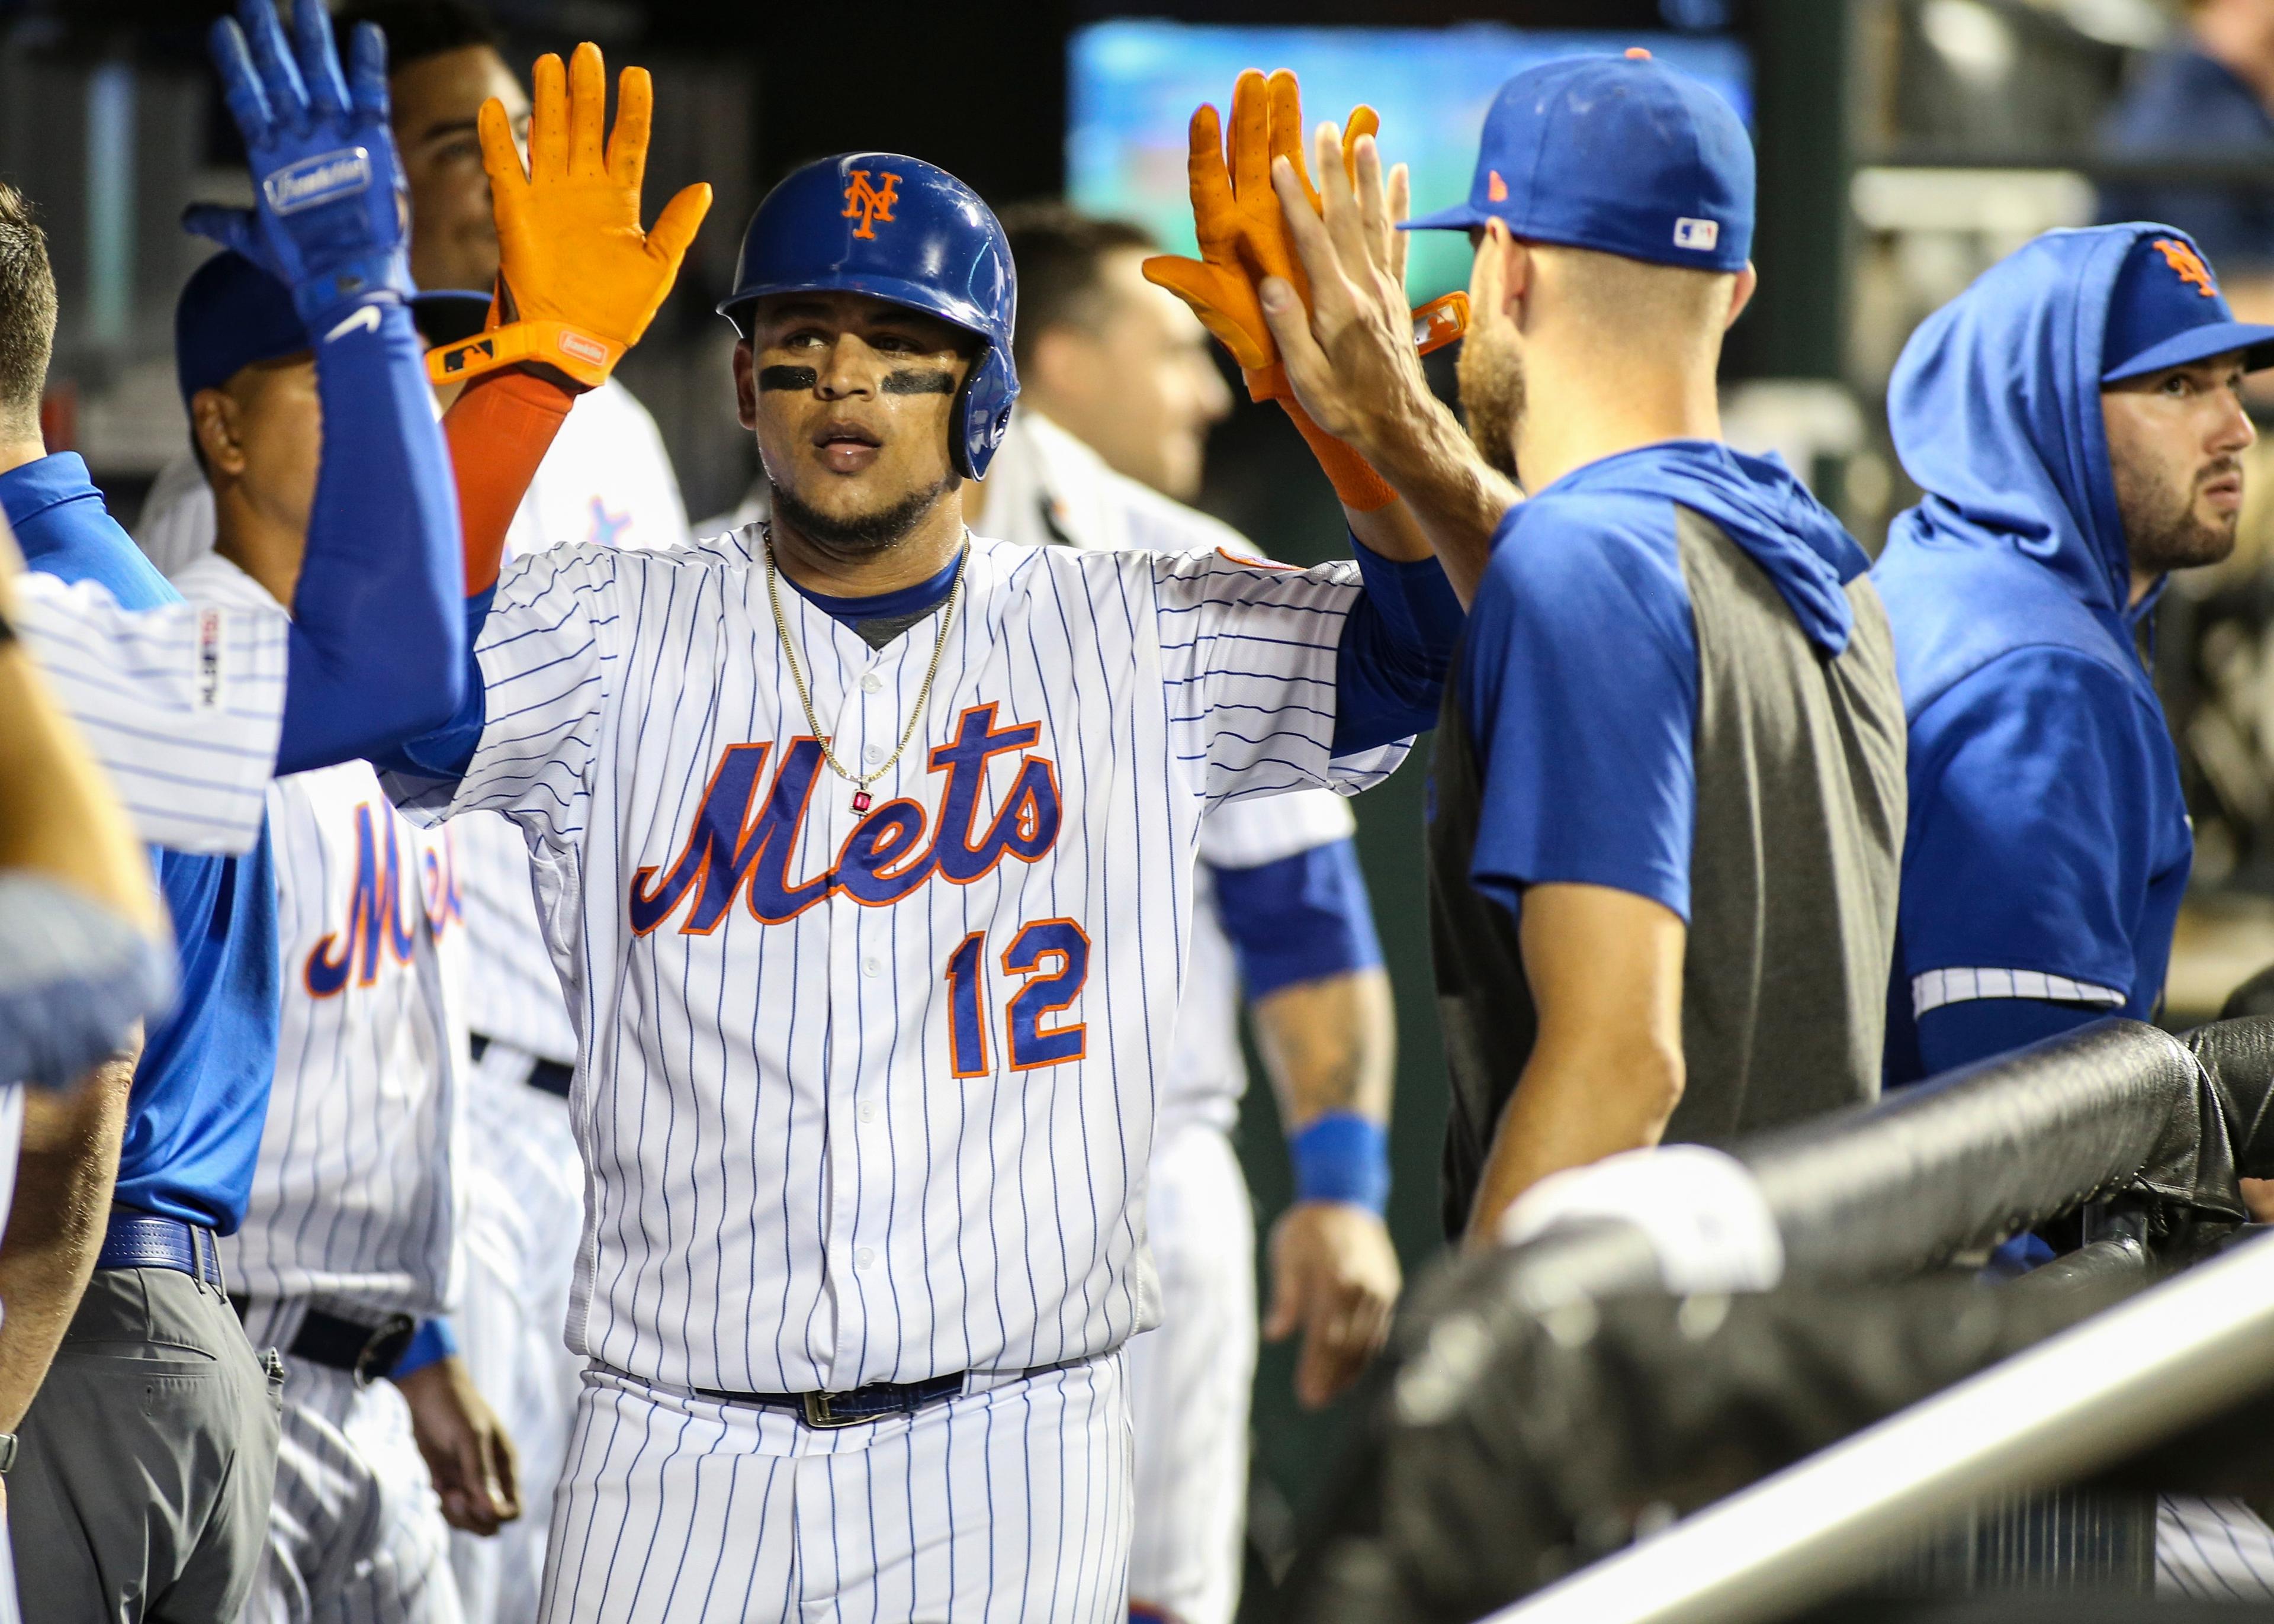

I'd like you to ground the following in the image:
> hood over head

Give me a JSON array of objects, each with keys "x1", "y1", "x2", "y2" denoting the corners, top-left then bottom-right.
[
  {"x1": 1564, "y1": 439, "x2": 1869, "y2": 655},
  {"x1": 1886, "y1": 224, "x2": 2152, "y2": 617}
]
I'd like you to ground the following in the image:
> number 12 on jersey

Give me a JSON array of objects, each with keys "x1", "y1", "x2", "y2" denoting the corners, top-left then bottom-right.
[{"x1": 945, "y1": 918, "x2": 1091, "y2": 1076}]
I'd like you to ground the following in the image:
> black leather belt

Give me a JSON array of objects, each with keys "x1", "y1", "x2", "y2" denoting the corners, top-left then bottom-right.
[
  {"x1": 695, "y1": 1359, "x2": 1078, "y2": 1430},
  {"x1": 469, "y1": 1033, "x2": 573, "y2": 1099},
  {"x1": 233, "y1": 1297, "x2": 416, "y2": 1388},
  {"x1": 98, "y1": 1211, "x2": 223, "y2": 1288},
  {"x1": 695, "y1": 1371, "x2": 969, "y2": 1429}
]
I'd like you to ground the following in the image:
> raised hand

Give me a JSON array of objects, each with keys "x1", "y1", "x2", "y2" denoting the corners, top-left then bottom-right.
[
  {"x1": 185, "y1": 0, "x2": 409, "y2": 330},
  {"x1": 428, "y1": 41, "x2": 711, "y2": 393},
  {"x1": 1141, "y1": 69, "x2": 1378, "y2": 405}
]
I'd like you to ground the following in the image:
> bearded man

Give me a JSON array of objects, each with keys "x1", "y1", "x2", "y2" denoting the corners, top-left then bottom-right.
[
  {"x1": 1151, "y1": 50, "x2": 1907, "y2": 1249},
  {"x1": 1875, "y1": 228, "x2": 2274, "y2": 1084}
]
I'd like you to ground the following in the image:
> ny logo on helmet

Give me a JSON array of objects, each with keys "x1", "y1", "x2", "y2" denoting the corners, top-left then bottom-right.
[
  {"x1": 2153, "y1": 237, "x2": 2220, "y2": 299},
  {"x1": 842, "y1": 169, "x2": 902, "y2": 240}
]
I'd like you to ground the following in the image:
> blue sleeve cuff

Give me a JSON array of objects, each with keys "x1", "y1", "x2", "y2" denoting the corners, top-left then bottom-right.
[
  {"x1": 1289, "y1": 1111, "x2": 1390, "y2": 1213},
  {"x1": 1210, "y1": 840, "x2": 1384, "y2": 998},
  {"x1": 1331, "y1": 536, "x2": 1463, "y2": 757},
  {"x1": 390, "y1": 1317, "x2": 458, "y2": 1381}
]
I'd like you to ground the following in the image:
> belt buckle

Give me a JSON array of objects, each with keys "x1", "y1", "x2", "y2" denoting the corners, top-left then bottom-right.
[
  {"x1": 355, "y1": 1314, "x2": 417, "y2": 1389},
  {"x1": 801, "y1": 1390, "x2": 862, "y2": 1430}
]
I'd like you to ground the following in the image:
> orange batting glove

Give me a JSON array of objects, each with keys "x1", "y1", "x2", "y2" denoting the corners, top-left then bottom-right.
[
  {"x1": 428, "y1": 42, "x2": 711, "y2": 393},
  {"x1": 1144, "y1": 70, "x2": 1420, "y2": 512}
]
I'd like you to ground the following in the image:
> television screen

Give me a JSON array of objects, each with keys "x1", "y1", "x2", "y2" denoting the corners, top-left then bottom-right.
[{"x1": 1068, "y1": 21, "x2": 1753, "y2": 303}]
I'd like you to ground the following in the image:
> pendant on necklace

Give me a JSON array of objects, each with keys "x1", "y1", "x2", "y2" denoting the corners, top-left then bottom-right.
[{"x1": 851, "y1": 790, "x2": 872, "y2": 813}]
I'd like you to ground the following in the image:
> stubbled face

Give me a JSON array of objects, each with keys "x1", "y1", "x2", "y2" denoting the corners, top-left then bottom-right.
[
  {"x1": 198, "y1": 353, "x2": 322, "y2": 543},
  {"x1": 2103, "y1": 352, "x2": 2257, "y2": 580},
  {"x1": 1029, "y1": 249, "x2": 1231, "y2": 500},
  {"x1": 735, "y1": 290, "x2": 977, "y2": 557},
  {"x1": 390, "y1": 45, "x2": 531, "y2": 294}
]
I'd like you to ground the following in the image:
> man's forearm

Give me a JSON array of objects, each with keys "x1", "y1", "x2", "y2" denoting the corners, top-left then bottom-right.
[
  {"x1": 1465, "y1": 1044, "x2": 1683, "y2": 1247},
  {"x1": 1252, "y1": 967, "x2": 1395, "y2": 1129},
  {"x1": 0, "y1": 1046, "x2": 136, "y2": 1430},
  {"x1": 1353, "y1": 394, "x2": 1520, "y2": 610}
]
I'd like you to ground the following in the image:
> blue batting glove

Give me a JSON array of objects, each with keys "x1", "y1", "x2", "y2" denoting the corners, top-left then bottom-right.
[{"x1": 184, "y1": 0, "x2": 411, "y2": 332}]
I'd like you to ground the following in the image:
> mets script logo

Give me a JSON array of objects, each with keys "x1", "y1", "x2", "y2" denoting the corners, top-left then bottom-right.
[
  {"x1": 305, "y1": 808, "x2": 460, "y2": 998},
  {"x1": 842, "y1": 169, "x2": 901, "y2": 241},
  {"x1": 2153, "y1": 237, "x2": 2220, "y2": 299},
  {"x1": 629, "y1": 704, "x2": 1061, "y2": 934},
  {"x1": 263, "y1": 147, "x2": 372, "y2": 215}
]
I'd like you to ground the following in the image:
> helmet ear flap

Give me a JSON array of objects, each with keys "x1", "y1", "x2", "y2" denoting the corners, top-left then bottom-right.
[{"x1": 954, "y1": 344, "x2": 1019, "y2": 480}]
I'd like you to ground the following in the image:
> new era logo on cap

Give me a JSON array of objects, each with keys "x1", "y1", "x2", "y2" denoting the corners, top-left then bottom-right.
[
  {"x1": 262, "y1": 147, "x2": 372, "y2": 215},
  {"x1": 1675, "y1": 217, "x2": 1720, "y2": 251}
]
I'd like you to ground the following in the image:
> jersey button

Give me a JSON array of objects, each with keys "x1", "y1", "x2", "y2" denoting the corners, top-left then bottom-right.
[
  {"x1": 862, "y1": 956, "x2": 883, "y2": 977},
  {"x1": 859, "y1": 672, "x2": 884, "y2": 694},
  {"x1": 863, "y1": 742, "x2": 887, "y2": 764},
  {"x1": 855, "y1": 1247, "x2": 875, "y2": 1269},
  {"x1": 859, "y1": 1102, "x2": 877, "y2": 1124}
]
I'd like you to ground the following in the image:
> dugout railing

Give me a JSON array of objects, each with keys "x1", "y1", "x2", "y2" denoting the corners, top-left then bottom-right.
[{"x1": 1284, "y1": 1016, "x2": 2274, "y2": 1624}]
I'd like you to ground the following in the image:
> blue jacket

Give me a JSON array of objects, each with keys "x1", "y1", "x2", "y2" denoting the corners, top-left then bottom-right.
[
  {"x1": 0, "y1": 453, "x2": 281, "y2": 1231},
  {"x1": 1874, "y1": 226, "x2": 2193, "y2": 1083}
]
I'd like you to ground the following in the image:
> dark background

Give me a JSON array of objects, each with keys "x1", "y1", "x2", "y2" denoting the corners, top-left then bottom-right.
[{"x1": 0, "y1": 0, "x2": 1851, "y2": 1596}]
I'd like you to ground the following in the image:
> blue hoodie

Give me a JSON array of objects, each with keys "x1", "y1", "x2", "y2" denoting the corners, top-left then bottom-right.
[
  {"x1": 1874, "y1": 225, "x2": 2193, "y2": 1083},
  {"x1": 1463, "y1": 438, "x2": 1871, "y2": 921}
]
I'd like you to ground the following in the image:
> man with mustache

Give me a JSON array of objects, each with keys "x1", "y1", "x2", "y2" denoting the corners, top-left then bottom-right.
[
  {"x1": 1875, "y1": 230, "x2": 2271, "y2": 1086},
  {"x1": 1205, "y1": 52, "x2": 1906, "y2": 1249}
]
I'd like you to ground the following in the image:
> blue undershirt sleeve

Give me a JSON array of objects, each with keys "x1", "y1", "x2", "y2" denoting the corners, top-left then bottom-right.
[
  {"x1": 272, "y1": 299, "x2": 465, "y2": 775},
  {"x1": 1331, "y1": 536, "x2": 1463, "y2": 755},
  {"x1": 367, "y1": 587, "x2": 492, "y2": 783},
  {"x1": 1210, "y1": 838, "x2": 1385, "y2": 999}
]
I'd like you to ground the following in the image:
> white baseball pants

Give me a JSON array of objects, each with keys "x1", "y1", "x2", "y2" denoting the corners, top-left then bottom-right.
[
  {"x1": 1125, "y1": 1122, "x2": 1257, "y2": 1624},
  {"x1": 536, "y1": 1353, "x2": 1130, "y2": 1622}
]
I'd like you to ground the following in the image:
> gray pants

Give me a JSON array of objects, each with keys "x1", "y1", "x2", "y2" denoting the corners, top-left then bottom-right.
[{"x1": 9, "y1": 1266, "x2": 284, "y2": 1623}]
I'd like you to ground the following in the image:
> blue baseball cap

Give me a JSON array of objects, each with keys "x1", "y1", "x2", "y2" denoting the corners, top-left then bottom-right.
[
  {"x1": 1402, "y1": 49, "x2": 1754, "y2": 275},
  {"x1": 175, "y1": 251, "x2": 492, "y2": 409},
  {"x1": 175, "y1": 251, "x2": 307, "y2": 408},
  {"x1": 2100, "y1": 229, "x2": 2274, "y2": 382}
]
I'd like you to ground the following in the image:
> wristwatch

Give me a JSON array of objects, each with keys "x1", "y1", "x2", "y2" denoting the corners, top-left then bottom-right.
[{"x1": 0, "y1": 1431, "x2": 19, "y2": 1473}]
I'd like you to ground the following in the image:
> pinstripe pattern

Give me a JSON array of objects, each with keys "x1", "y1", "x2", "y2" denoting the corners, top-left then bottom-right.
[
  {"x1": 2156, "y1": 1494, "x2": 2274, "y2": 1599},
  {"x1": 538, "y1": 1353, "x2": 1130, "y2": 1622},
  {"x1": 386, "y1": 523, "x2": 1403, "y2": 1397},
  {"x1": 239, "y1": 1300, "x2": 466, "y2": 1624},
  {"x1": 192, "y1": 542, "x2": 468, "y2": 1317},
  {"x1": 1910, "y1": 966, "x2": 2128, "y2": 1017},
  {"x1": 12, "y1": 567, "x2": 287, "y2": 856},
  {"x1": 980, "y1": 410, "x2": 1359, "y2": 1138},
  {"x1": 1123, "y1": 1125, "x2": 1254, "y2": 1624},
  {"x1": 454, "y1": 1045, "x2": 592, "y2": 1624}
]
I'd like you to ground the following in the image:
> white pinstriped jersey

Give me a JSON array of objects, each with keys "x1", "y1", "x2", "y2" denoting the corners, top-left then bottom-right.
[
  {"x1": 178, "y1": 556, "x2": 468, "y2": 1317},
  {"x1": 12, "y1": 567, "x2": 287, "y2": 856},
  {"x1": 386, "y1": 523, "x2": 1408, "y2": 1394},
  {"x1": 979, "y1": 411, "x2": 1359, "y2": 1134},
  {"x1": 139, "y1": 378, "x2": 691, "y2": 1070}
]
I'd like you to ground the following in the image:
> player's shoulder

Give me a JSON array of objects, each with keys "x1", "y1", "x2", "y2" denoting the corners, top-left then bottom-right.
[
  {"x1": 499, "y1": 523, "x2": 754, "y2": 601},
  {"x1": 1482, "y1": 487, "x2": 1688, "y2": 619}
]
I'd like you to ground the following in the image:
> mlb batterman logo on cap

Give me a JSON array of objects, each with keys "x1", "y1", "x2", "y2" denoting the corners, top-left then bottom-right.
[{"x1": 1402, "y1": 47, "x2": 1755, "y2": 275}]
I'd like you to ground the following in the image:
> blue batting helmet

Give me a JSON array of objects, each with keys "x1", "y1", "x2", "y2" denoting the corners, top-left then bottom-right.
[{"x1": 718, "y1": 153, "x2": 1019, "y2": 480}]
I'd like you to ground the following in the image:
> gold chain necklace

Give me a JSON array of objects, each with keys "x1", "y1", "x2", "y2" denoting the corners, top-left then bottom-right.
[{"x1": 763, "y1": 526, "x2": 965, "y2": 813}]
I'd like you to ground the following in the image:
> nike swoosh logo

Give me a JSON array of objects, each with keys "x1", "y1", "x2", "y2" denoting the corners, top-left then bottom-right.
[{"x1": 325, "y1": 303, "x2": 382, "y2": 343}]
